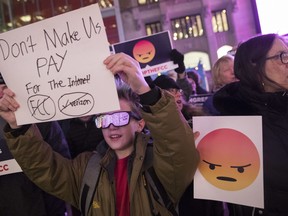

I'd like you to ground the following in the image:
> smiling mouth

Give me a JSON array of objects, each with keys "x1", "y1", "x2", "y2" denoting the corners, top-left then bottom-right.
[{"x1": 217, "y1": 176, "x2": 237, "y2": 182}]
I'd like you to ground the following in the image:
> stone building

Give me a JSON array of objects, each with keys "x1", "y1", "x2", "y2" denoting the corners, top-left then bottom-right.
[{"x1": 0, "y1": 0, "x2": 259, "y2": 81}]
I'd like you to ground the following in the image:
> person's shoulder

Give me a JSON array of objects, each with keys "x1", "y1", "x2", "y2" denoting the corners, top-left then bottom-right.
[{"x1": 214, "y1": 81, "x2": 240, "y2": 98}]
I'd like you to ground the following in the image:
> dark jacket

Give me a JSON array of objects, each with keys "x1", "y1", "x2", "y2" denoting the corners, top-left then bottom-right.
[
  {"x1": 214, "y1": 81, "x2": 288, "y2": 216},
  {"x1": 0, "y1": 119, "x2": 70, "y2": 216},
  {"x1": 66, "y1": 116, "x2": 103, "y2": 158}
]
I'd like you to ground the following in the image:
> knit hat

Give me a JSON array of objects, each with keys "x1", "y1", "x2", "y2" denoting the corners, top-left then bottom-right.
[
  {"x1": 153, "y1": 75, "x2": 180, "y2": 90},
  {"x1": 0, "y1": 73, "x2": 5, "y2": 85}
]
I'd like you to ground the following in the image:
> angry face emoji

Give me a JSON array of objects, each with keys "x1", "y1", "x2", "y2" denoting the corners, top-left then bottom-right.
[
  {"x1": 197, "y1": 128, "x2": 260, "y2": 191},
  {"x1": 132, "y1": 40, "x2": 156, "y2": 64}
]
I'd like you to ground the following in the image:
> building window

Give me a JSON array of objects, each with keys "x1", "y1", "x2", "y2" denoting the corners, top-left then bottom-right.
[
  {"x1": 171, "y1": 15, "x2": 204, "y2": 40},
  {"x1": 145, "y1": 22, "x2": 162, "y2": 35},
  {"x1": 98, "y1": 0, "x2": 114, "y2": 8},
  {"x1": 0, "y1": 0, "x2": 119, "y2": 43},
  {"x1": 138, "y1": 0, "x2": 159, "y2": 5},
  {"x1": 212, "y1": 9, "x2": 229, "y2": 33}
]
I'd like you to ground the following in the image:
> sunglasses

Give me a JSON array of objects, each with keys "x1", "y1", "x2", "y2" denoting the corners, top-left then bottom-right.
[{"x1": 95, "y1": 111, "x2": 141, "y2": 129}]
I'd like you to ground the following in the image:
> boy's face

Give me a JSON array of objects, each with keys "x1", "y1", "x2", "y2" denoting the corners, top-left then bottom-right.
[{"x1": 101, "y1": 99, "x2": 144, "y2": 159}]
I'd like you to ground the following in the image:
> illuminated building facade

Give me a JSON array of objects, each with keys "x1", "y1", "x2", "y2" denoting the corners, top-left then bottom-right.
[
  {"x1": 0, "y1": 0, "x2": 122, "y2": 44},
  {"x1": 119, "y1": 0, "x2": 258, "y2": 71},
  {"x1": 1, "y1": 0, "x2": 259, "y2": 78}
]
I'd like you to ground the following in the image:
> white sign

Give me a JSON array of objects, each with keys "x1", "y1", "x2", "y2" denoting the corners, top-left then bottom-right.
[
  {"x1": 0, "y1": 4, "x2": 119, "y2": 125},
  {"x1": 112, "y1": 31, "x2": 178, "y2": 77},
  {"x1": 0, "y1": 159, "x2": 22, "y2": 176},
  {"x1": 193, "y1": 116, "x2": 264, "y2": 208}
]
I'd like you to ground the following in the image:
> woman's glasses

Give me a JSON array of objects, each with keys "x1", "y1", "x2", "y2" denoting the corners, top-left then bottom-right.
[
  {"x1": 265, "y1": 52, "x2": 288, "y2": 64},
  {"x1": 167, "y1": 88, "x2": 183, "y2": 95}
]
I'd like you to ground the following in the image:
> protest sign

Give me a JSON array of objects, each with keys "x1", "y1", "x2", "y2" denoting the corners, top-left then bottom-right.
[
  {"x1": 112, "y1": 31, "x2": 177, "y2": 77},
  {"x1": 188, "y1": 93, "x2": 212, "y2": 107},
  {"x1": 193, "y1": 116, "x2": 264, "y2": 208},
  {"x1": 0, "y1": 4, "x2": 119, "y2": 125},
  {"x1": 0, "y1": 139, "x2": 22, "y2": 176}
]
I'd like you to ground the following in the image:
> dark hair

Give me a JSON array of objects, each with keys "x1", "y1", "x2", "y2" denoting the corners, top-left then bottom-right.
[
  {"x1": 186, "y1": 70, "x2": 199, "y2": 85},
  {"x1": 153, "y1": 75, "x2": 180, "y2": 90},
  {"x1": 0, "y1": 73, "x2": 5, "y2": 85},
  {"x1": 116, "y1": 80, "x2": 142, "y2": 120},
  {"x1": 234, "y1": 33, "x2": 283, "y2": 92}
]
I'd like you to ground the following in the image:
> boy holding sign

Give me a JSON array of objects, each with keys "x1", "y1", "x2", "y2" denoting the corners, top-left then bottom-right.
[{"x1": 0, "y1": 53, "x2": 199, "y2": 216}]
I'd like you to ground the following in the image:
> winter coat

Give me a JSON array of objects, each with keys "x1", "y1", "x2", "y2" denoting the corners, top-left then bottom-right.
[
  {"x1": 214, "y1": 81, "x2": 288, "y2": 216},
  {"x1": 4, "y1": 90, "x2": 199, "y2": 216},
  {"x1": 0, "y1": 120, "x2": 70, "y2": 216}
]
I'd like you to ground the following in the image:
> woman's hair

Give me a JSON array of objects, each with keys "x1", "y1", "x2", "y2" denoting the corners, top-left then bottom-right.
[
  {"x1": 116, "y1": 79, "x2": 142, "y2": 119},
  {"x1": 234, "y1": 33, "x2": 284, "y2": 92},
  {"x1": 211, "y1": 55, "x2": 234, "y2": 90},
  {"x1": 186, "y1": 70, "x2": 199, "y2": 85}
]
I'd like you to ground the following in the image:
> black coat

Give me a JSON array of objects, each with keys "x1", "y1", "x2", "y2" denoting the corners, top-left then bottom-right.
[
  {"x1": 214, "y1": 81, "x2": 288, "y2": 216},
  {"x1": 0, "y1": 120, "x2": 70, "y2": 216},
  {"x1": 66, "y1": 117, "x2": 103, "y2": 158}
]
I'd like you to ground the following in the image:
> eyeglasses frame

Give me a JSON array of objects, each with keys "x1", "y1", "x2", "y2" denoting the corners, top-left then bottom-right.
[
  {"x1": 167, "y1": 88, "x2": 184, "y2": 95},
  {"x1": 265, "y1": 52, "x2": 288, "y2": 64},
  {"x1": 95, "y1": 111, "x2": 141, "y2": 129}
]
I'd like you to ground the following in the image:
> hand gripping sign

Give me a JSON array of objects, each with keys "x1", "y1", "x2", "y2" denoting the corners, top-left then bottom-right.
[{"x1": 0, "y1": 4, "x2": 119, "y2": 125}]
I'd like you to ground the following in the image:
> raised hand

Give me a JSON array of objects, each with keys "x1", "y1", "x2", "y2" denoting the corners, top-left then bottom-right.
[
  {"x1": 0, "y1": 87, "x2": 20, "y2": 129},
  {"x1": 104, "y1": 53, "x2": 150, "y2": 95}
]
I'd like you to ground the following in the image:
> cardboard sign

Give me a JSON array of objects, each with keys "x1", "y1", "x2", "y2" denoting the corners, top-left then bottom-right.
[
  {"x1": 193, "y1": 116, "x2": 264, "y2": 208},
  {"x1": 0, "y1": 4, "x2": 119, "y2": 125},
  {"x1": 0, "y1": 159, "x2": 22, "y2": 176},
  {"x1": 188, "y1": 93, "x2": 212, "y2": 107},
  {"x1": 112, "y1": 31, "x2": 177, "y2": 77},
  {"x1": 0, "y1": 138, "x2": 22, "y2": 176}
]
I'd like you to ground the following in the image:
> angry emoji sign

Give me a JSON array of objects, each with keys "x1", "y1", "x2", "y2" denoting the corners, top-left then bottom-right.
[
  {"x1": 197, "y1": 128, "x2": 260, "y2": 191},
  {"x1": 132, "y1": 40, "x2": 156, "y2": 64}
]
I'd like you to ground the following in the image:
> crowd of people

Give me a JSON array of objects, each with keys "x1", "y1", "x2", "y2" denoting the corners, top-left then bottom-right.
[{"x1": 0, "y1": 32, "x2": 288, "y2": 216}]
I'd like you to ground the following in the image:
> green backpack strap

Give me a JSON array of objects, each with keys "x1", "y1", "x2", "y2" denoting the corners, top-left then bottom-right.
[
  {"x1": 146, "y1": 167, "x2": 179, "y2": 216},
  {"x1": 79, "y1": 152, "x2": 102, "y2": 216}
]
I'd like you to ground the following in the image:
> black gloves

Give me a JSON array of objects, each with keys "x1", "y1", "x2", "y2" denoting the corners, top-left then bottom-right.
[{"x1": 170, "y1": 49, "x2": 186, "y2": 74}]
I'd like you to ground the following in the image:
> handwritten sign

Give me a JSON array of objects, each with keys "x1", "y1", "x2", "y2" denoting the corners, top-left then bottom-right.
[
  {"x1": 112, "y1": 31, "x2": 177, "y2": 77},
  {"x1": 0, "y1": 4, "x2": 119, "y2": 125},
  {"x1": 193, "y1": 116, "x2": 264, "y2": 208}
]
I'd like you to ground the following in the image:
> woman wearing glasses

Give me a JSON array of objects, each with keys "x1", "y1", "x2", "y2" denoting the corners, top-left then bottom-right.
[
  {"x1": 213, "y1": 34, "x2": 288, "y2": 215},
  {"x1": 0, "y1": 53, "x2": 199, "y2": 216}
]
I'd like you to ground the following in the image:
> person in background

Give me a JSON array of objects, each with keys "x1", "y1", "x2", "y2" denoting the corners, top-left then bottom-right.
[
  {"x1": 167, "y1": 70, "x2": 178, "y2": 81},
  {"x1": 153, "y1": 74, "x2": 204, "y2": 126},
  {"x1": 170, "y1": 49, "x2": 208, "y2": 102},
  {"x1": 153, "y1": 74, "x2": 184, "y2": 111},
  {"x1": 169, "y1": 49, "x2": 195, "y2": 102},
  {"x1": 66, "y1": 115, "x2": 103, "y2": 159},
  {"x1": 0, "y1": 74, "x2": 71, "y2": 216},
  {"x1": 211, "y1": 54, "x2": 237, "y2": 92},
  {"x1": 213, "y1": 33, "x2": 288, "y2": 215},
  {"x1": 0, "y1": 53, "x2": 199, "y2": 216},
  {"x1": 153, "y1": 74, "x2": 225, "y2": 216},
  {"x1": 186, "y1": 70, "x2": 208, "y2": 95},
  {"x1": 203, "y1": 54, "x2": 237, "y2": 115}
]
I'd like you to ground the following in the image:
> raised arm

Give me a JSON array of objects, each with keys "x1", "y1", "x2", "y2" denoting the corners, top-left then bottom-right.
[{"x1": 104, "y1": 53, "x2": 199, "y2": 203}]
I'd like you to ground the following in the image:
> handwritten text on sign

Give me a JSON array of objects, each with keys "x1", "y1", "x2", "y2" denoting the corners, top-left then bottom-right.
[{"x1": 0, "y1": 4, "x2": 119, "y2": 125}]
